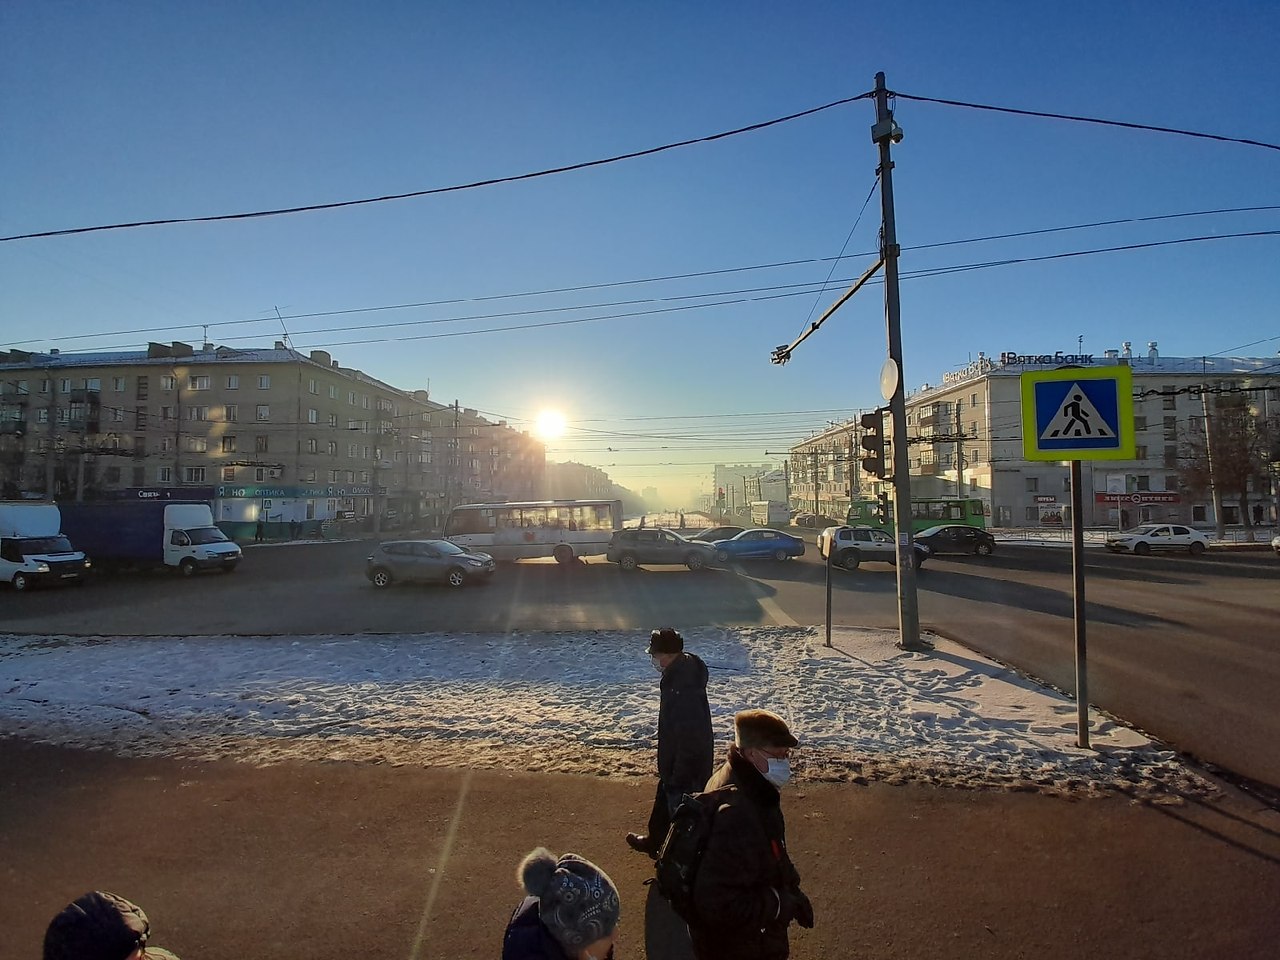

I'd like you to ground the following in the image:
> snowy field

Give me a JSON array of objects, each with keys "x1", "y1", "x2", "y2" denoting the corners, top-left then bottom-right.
[{"x1": 0, "y1": 626, "x2": 1209, "y2": 799}]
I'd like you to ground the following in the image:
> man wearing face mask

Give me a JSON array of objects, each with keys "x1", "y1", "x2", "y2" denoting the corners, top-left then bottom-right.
[
  {"x1": 688, "y1": 709, "x2": 813, "y2": 960},
  {"x1": 626, "y1": 627, "x2": 714, "y2": 858}
]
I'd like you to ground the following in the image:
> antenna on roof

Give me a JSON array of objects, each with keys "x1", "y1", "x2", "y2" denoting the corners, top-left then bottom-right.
[{"x1": 273, "y1": 307, "x2": 293, "y2": 351}]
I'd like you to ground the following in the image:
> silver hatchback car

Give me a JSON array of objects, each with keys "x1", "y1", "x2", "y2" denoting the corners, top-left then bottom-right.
[{"x1": 366, "y1": 539, "x2": 495, "y2": 589}]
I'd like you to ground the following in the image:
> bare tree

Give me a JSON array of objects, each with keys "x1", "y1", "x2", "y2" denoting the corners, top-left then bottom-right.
[{"x1": 1179, "y1": 393, "x2": 1278, "y2": 541}]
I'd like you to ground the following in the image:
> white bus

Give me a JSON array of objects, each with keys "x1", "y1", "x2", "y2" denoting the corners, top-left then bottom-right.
[
  {"x1": 443, "y1": 499, "x2": 623, "y2": 564},
  {"x1": 750, "y1": 501, "x2": 789, "y2": 527}
]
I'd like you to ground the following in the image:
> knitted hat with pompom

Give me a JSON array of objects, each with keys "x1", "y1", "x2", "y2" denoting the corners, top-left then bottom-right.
[{"x1": 517, "y1": 848, "x2": 620, "y2": 952}]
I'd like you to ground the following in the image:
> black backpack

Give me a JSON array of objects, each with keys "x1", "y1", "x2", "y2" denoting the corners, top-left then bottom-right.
[{"x1": 649, "y1": 788, "x2": 731, "y2": 922}]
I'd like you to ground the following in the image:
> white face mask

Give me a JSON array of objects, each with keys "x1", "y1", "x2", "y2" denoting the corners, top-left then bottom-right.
[
  {"x1": 764, "y1": 758, "x2": 791, "y2": 788},
  {"x1": 651, "y1": 655, "x2": 665, "y2": 673}
]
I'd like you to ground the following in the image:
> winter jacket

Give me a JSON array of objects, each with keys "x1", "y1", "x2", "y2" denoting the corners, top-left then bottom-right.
[
  {"x1": 656, "y1": 652, "x2": 714, "y2": 793},
  {"x1": 501, "y1": 896, "x2": 573, "y2": 960},
  {"x1": 688, "y1": 746, "x2": 805, "y2": 960}
]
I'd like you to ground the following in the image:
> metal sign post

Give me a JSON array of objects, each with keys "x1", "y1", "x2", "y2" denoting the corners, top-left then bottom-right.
[{"x1": 1022, "y1": 365, "x2": 1135, "y2": 749}]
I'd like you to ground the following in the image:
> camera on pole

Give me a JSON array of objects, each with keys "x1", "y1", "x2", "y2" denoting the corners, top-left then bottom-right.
[{"x1": 860, "y1": 408, "x2": 887, "y2": 479}]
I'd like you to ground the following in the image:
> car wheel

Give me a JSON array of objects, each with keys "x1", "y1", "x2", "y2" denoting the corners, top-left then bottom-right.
[
  {"x1": 1133, "y1": 542, "x2": 1151, "y2": 556},
  {"x1": 837, "y1": 550, "x2": 860, "y2": 571},
  {"x1": 715, "y1": 549, "x2": 731, "y2": 564},
  {"x1": 685, "y1": 552, "x2": 705, "y2": 571},
  {"x1": 975, "y1": 542, "x2": 993, "y2": 557},
  {"x1": 179, "y1": 558, "x2": 197, "y2": 577},
  {"x1": 618, "y1": 553, "x2": 639, "y2": 572},
  {"x1": 553, "y1": 544, "x2": 574, "y2": 565},
  {"x1": 446, "y1": 567, "x2": 467, "y2": 588},
  {"x1": 912, "y1": 552, "x2": 926, "y2": 570},
  {"x1": 12, "y1": 572, "x2": 30, "y2": 592},
  {"x1": 370, "y1": 567, "x2": 394, "y2": 589},
  {"x1": 773, "y1": 548, "x2": 789, "y2": 562},
  {"x1": 1188, "y1": 541, "x2": 1205, "y2": 556}
]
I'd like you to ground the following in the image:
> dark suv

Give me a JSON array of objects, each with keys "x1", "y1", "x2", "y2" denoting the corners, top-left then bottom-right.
[{"x1": 606, "y1": 528, "x2": 716, "y2": 571}]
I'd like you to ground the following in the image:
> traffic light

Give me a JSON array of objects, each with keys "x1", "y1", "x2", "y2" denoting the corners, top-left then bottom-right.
[
  {"x1": 876, "y1": 492, "x2": 892, "y2": 525},
  {"x1": 860, "y1": 408, "x2": 887, "y2": 479}
]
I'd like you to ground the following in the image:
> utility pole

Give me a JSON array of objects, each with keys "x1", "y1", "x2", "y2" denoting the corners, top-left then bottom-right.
[
  {"x1": 873, "y1": 70, "x2": 923, "y2": 650},
  {"x1": 1201, "y1": 387, "x2": 1225, "y2": 539},
  {"x1": 44, "y1": 371, "x2": 57, "y2": 499},
  {"x1": 811, "y1": 449, "x2": 819, "y2": 516},
  {"x1": 956, "y1": 404, "x2": 965, "y2": 499},
  {"x1": 783, "y1": 459, "x2": 791, "y2": 512}
]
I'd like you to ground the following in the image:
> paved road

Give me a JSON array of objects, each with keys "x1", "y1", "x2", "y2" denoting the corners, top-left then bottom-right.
[{"x1": 5, "y1": 538, "x2": 1278, "y2": 788}]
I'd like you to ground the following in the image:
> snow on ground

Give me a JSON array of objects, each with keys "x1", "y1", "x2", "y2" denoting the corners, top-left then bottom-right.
[{"x1": 0, "y1": 627, "x2": 1209, "y2": 799}]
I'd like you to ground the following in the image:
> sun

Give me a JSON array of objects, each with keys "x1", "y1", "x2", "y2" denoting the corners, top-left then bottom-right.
[{"x1": 534, "y1": 409, "x2": 567, "y2": 440}]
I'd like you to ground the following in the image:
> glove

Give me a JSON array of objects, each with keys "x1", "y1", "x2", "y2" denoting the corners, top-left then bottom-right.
[{"x1": 791, "y1": 888, "x2": 815, "y2": 929}]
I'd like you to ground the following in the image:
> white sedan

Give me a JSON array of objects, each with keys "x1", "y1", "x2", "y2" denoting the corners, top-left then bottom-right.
[{"x1": 1105, "y1": 523, "x2": 1209, "y2": 556}]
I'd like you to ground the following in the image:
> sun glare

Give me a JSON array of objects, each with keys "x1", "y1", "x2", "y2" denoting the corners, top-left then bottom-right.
[{"x1": 535, "y1": 409, "x2": 567, "y2": 440}]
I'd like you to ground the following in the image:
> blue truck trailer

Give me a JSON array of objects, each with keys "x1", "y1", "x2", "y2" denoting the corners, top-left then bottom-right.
[{"x1": 57, "y1": 500, "x2": 242, "y2": 575}]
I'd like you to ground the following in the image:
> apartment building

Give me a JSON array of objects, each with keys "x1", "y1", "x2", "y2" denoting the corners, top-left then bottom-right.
[
  {"x1": 796, "y1": 344, "x2": 1279, "y2": 529},
  {"x1": 0, "y1": 341, "x2": 545, "y2": 533},
  {"x1": 542, "y1": 461, "x2": 614, "y2": 500}
]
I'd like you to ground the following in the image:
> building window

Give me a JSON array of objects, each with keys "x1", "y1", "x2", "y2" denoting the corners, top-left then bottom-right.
[
  {"x1": 348, "y1": 443, "x2": 359, "y2": 458},
  {"x1": 161, "y1": 405, "x2": 176, "y2": 420},
  {"x1": 133, "y1": 407, "x2": 146, "y2": 429},
  {"x1": 60, "y1": 378, "x2": 73, "y2": 393},
  {"x1": 346, "y1": 470, "x2": 355, "y2": 483},
  {"x1": 224, "y1": 404, "x2": 238, "y2": 422},
  {"x1": 222, "y1": 466, "x2": 236, "y2": 481},
  {"x1": 112, "y1": 377, "x2": 126, "y2": 392},
  {"x1": 1164, "y1": 444, "x2": 1178, "y2": 467},
  {"x1": 83, "y1": 377, "x2": 101, "y2": 391},
  {"x1": 1165, "y1": 475, "x2": 1180, "y2": 492},
  {"x1": 328, "y1": 413, "x2": 338, "y2": 427},
  {"x1": 1193, "y1": 505, "x2": 1207, "y2": 522},
  {"x1": 136, "y1": 376, "x2": 149, "y2": 400},
  {"x1": 160, "y1": 437, "x2": 173, "y2": 453},
  {"x1": 1135, "y1": 445, "x2": 1148, "y2": 460},
  {"x1": 360, "y1": 470, "x2": 369, "y2": 483},
  {"x1": 327, "y1": 440, "x2": 337, "y2": 455},
  {"x1": 329, "y1": 385, "x2": 338, "y2": 400},
  {"x1": 111, "y1": 407, "x2": 125, "y2": 423},
  {"x1": 134, "y1": 436, "x2": 145, "y2": 457},
  {"x1": 37, "y1": 409, "x2": 49, "y2": 424},
  {"x1": 256, "y1": 404, "x2": 270, "y2": 421},
  {"x1": 306, "y1": 438, "x2": 318, "y2": 453},
  {"x1": 184, "y1": 467, "x2": 206, "y2": 483},
  {"x1": 226, "y1": 375, "x2": 239, "y2": 390},
  {"x1": 328, "y1": 469, "x2": 340, "y2": 482},
  {"x1": 1134, "y1": 416, "x2": 1148, "y2": 430},
  {"x1": 349, "y1": 391, "x2": 356, "y2": 405},
  {"x1": 157, "y1": 467, "x2": 173, "y2": 483},
  {"x1": 307, "y1": 408, "x2": 318, "y2": 424},
  {"x1": 308, "y1": 378, "x2": 318, "y2": 395},
  {"x1": 222, "y1": 436, "x2": 237, "y2": 453},
  {"x1": 1025, "y1": 477, "x2": 1039, "y2": 493},
  {"x1": 187, "y1": 406, "x2": 209, "y2": 421},
  {"x1": 1162, "y1": 387, "x2": 1176, "y2": 410},
  {"x1": 189, "y1": 376, "x2": 210, "y2": 391},
  {"x1": 161, "y1": 375, "x2": 176, "y2": 391},
  {"x1": 255, "y1": 435, "x2": 269, "y2": 453},
  {"x1": 255, "y1": 468, "x2": 269, "y2": 482},
  {"x1": 1136, "y1": 475, "x2": 1150, "y2": 491},
  {"x1": 1163, "y1": 416, "x2": 1177, "y2": 439},
  {"x1": 187, "y1": 437, "x2": 208, "y2": 453},
  {"x1": 304, "y1": 469, "x2": 316, "y2": 482}
]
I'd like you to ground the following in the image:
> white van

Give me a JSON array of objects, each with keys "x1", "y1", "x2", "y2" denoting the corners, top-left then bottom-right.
[{"x1": 0, "y1": 502, "x2": 92, "y2": 591}]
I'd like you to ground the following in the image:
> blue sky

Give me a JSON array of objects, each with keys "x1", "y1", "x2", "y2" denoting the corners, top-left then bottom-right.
[{"x1": 2, "y1": 2, "x2": 1277, "y2": 500}]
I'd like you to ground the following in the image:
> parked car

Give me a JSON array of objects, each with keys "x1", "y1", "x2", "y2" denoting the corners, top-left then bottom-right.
[
  {"x1": 817, "y1": 525, "x2": 928, "y2": 571},
  {"x1": 687, "y1": 525, "x2": 744, "y2": 543},
  {"x1": 606, "y1": 528, "x2": 715, "y2": 571},
  {"x1": 712, "y1": 528, "x2": 806, "y2": 563},
  {"x1": 1104, "y1": 524, "x2": 1209, "y2": 556},
  {"x1": 1273, "y1": 533, "x2": 1280, "y2": 556},
  {"x1": 794, "y1": 513, "x2": 838, "y2": 528},
  {"x1": 914, "y1": 524, "x2": 996, "y2": 557},
  {"x1": 366, "y1": 539, "x2": 495, "y2": 588}
]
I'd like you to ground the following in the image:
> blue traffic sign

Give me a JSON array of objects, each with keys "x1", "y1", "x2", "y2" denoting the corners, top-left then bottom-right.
[{"x1": 1021, "y1": 367, "x2": 1135, "y2": 461}]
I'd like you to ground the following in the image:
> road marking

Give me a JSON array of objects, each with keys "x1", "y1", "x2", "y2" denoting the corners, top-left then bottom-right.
[{"x1": 756, "y1": 590, "x2": 799, "y2": 627}]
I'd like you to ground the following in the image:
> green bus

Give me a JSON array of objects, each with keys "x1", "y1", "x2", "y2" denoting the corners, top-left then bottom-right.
[{"x1": 846, "y1": 497, "x2": 987, "y2": 532}]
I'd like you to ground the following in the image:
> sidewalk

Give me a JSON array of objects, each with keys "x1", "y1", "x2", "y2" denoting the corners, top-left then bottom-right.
[{"x1": 2, "y1": 737, "x2": 1278, "y2": 959}]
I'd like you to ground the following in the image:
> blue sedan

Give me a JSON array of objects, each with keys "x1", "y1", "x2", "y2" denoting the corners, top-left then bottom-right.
[{"x1": 712, "y1": 528, "x2": 806, "y2": 563}]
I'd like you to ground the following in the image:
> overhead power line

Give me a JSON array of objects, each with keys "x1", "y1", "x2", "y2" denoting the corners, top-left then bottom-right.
[
  {"x1": 890, "y1": 91, "x2": 1280, "y2": 153},
  {"x1": 0, "y1": 94, "x2": 874, "y2": 244}
]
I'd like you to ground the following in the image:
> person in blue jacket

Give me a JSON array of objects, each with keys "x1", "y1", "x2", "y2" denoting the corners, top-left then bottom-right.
[{"x1": 502, "y1": 847, "x2": 620, "y2": 960}]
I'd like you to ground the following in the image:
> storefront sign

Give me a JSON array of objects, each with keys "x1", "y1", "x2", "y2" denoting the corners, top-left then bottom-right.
[
  {"x1": 941, "y1": 355, "x2": 996, "y2": 385},
  {"x1": 215, "y1": 484, "x2": 376, "y2": 499},
  {"x1": 1001, "y1": 351, "x2": 1096, "y2": 366},
  {"x1": 1094, "y1": 492, "x2": 1181, "y2": 504},
  {"x1": 1034, "y1": 495, "x2": 1057, "y2": 503}
]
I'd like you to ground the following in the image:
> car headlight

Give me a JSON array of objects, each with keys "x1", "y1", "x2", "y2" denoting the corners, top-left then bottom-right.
[
  {"x1": 466, "y1": 558, "x2": 484, "y2": 567},
  {"x1": 34, "y1": 563, "x2": 51, "y2": 574},
  {"x1": 83, "y1": 559, "x2": 92, "y2": 568}
]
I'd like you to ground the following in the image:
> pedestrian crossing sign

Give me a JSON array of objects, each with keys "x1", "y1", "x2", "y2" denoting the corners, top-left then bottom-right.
[{"x1": 1021, "y1": 366, "x2": 1135, "y2": 461}]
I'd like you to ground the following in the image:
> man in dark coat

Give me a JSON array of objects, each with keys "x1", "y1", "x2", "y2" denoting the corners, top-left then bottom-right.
[
  {"x1": 688, "y1": 709, "x2": 813, "y2": 960},
  {"x1": 626, "y1": 627, "x2": 714, "y2": 857}
]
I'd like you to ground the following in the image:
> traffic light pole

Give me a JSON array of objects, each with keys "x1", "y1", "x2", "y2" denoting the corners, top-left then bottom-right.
[{"x1": 873, "y1": 71, "x2": 923, "y2": 651}]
